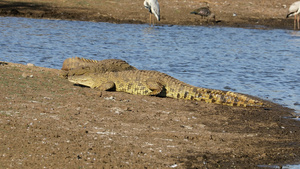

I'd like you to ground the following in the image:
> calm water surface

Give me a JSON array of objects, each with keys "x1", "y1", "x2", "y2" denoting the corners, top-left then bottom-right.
[{"x1": 0, "y1": 17, "x2": 299, "y2": 113}]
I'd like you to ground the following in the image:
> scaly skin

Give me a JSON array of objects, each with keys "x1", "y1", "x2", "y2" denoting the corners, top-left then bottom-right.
[
  {"x1": 68, "y1": 70, "x2": 267, "y2": 107},
  {"x1": 61, "y1": 57, "x2": 99, "y2": 71},
  {"x1": 60, "y1": 57, "x2": 137, "y2": 78}
]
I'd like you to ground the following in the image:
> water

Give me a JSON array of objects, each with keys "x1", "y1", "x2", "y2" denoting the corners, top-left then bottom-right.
[{"x1": 0, "y1": 17, "x2": 299, "y2": 114}]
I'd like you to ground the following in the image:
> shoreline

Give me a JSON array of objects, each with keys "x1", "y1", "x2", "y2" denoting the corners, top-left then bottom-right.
[{"x1": 0, "y1": 0, "x2": 297, "y2": 30}]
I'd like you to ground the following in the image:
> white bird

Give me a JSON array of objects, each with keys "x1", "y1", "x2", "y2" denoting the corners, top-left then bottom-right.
[
  {"x1": 286, "y1": 1, "x2": 300, "y2": 30},
  {"x1": 144, "y1": 0, "x2": 160, "y2": 26}
]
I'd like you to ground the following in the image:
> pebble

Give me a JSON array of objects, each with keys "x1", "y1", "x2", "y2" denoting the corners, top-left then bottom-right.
[
  {"x1": 22, "y1": 73, "x2": 33, "y2": 78},
  {"x1": 27, "y1": 63, "x2": 35, "y2": 67}
]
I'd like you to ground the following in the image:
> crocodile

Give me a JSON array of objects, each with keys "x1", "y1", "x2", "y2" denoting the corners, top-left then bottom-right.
[
  {"x1": 68, "y1": 70, "x2": 268, "y2": 107},
  {"x1": 60, "y1": 57, "x2": 137, "y2": 78}
]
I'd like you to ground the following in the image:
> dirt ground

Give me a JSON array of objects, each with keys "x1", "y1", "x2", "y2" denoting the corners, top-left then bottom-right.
[
  {"x1": 0, "y1": 0, "x2": 299, "y2": 29},
  {"x1": 1, "y1": 0, "x2": 300, "y2": 168},
  {"x1": 0, "y1": 61, "x2": 300, "y2": 168}
]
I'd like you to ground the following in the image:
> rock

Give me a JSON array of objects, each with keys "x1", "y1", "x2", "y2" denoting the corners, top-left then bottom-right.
[
  {"x1": 27, "y1": 63, "x2": 35, "y2": 67},
  {"x1": 22, "y1": 73, "x2": 33, "y2": 78}
]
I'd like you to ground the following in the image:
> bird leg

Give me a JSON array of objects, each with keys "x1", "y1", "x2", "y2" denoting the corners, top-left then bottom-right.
[
  {"x1": 294, "y1": 15, "x2": 296, "y2": 30},
  {"x1": 294, "y1": 15, "x2": 297, "y2": 30},
  {"x1": 149, "y1": 13, "x2": 152, "y2": 26}
]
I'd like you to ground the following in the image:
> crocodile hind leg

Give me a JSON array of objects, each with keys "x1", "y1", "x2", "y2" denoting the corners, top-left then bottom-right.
[
  {"x1": 145, "y1": 78, "x2": 163, "y2": 95},
  {"x1": 95, "y1": 81, "x2": 116, "y2": 91}
]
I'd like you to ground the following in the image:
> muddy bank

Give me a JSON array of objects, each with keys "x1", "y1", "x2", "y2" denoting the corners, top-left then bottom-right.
[
  {"x1": 0, "y1": 0, "x2": 297, "y2": 29},
  {"x1": 0, "y1": 62, "x2": 300, "y2": 168}
]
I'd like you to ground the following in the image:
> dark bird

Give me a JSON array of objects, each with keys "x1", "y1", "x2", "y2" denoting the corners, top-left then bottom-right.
[{"x1": 190, "y1": 7, "x2": 215, "y2": 21}]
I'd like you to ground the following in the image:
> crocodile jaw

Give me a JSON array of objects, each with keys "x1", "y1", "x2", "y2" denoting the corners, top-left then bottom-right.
[{"x1": 68, "y1": 76, "x2": 96, "y2": 88}]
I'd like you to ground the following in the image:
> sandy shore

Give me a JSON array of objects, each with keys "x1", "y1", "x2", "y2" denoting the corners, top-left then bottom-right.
[
  {"x1": 0, "y1": 61, "x2": 300, "y2": 168},
  {"x1": 0, "y1": 0, "x2": 299, "y2": 29}
]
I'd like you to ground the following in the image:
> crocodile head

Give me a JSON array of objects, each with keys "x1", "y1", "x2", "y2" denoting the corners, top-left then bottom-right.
[{"x1": 68, "y1": 75, "x2": 96, "y2": 88}]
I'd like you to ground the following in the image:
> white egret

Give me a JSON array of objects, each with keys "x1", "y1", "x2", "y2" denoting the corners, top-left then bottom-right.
[
  {"x1": 144, "y1": 0, "x2": 160, "y2": 26},
  {"x1": 286, "y1": 1, "x2": 300, "y2": 30}
]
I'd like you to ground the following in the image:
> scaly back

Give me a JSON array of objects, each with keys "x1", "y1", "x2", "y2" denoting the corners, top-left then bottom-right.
[{"x1": 61, "y1": 57, "x2": 99, "y2": 71}]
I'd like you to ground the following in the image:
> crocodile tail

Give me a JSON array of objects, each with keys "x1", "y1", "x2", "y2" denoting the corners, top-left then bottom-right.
[
  {"x1": 61, "y1": 57, "x2": 99, "y2": 70},
  {"x1": 180, "y1": 86, "x2": 266, "y2": 107},
  {"x1": 219, "y1": 91, "x2": 265, "y2": 107}
]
